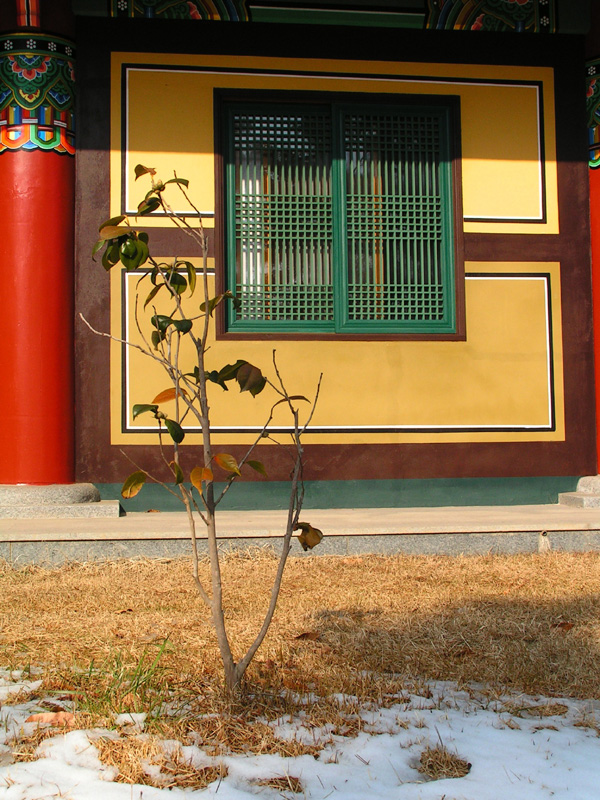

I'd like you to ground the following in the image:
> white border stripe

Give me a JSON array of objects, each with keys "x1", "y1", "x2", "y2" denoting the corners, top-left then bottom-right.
[
  {"x1": 122, "y1": 65, "x2": 544, "y2": 221},
  {"x1": 123, "y1": 275, "x2": 555, "y2": 434}
]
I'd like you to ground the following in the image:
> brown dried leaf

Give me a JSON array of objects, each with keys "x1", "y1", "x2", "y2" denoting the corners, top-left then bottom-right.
[
  {"x1": 26, "y1": 711, "x2": 75, "y2": 726},
  {"x1": 551, "y1": 621, "x2": 574, "y2": 632},
  {"x1": 152, "y1": 387, "x2": 189, "y2": 404}
]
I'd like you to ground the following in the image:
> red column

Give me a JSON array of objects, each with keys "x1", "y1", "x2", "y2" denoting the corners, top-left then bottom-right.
[
  {"x1": 0, "y1": 11, "x2": 76, "y2": 485},
  {"x1": 0, "y1": 150, "x2": 75, "y2": 483},
  {"x1": 591, "y1": 167, "x2": 600, "y2": 462}
]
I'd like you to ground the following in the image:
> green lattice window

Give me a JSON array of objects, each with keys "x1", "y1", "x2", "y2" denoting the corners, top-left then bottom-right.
[{"x1": 222, "y1": 95, "x2": 460, "y2": 334}]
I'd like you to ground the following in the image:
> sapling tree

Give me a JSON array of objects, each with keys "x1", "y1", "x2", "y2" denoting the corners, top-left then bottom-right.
[{"x1": 85, "y1": 165, "x2": 322, "y2": 692}]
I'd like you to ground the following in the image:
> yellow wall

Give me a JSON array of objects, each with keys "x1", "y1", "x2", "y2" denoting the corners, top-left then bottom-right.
[{"x1": 109, "y1": 54, "x2": 563, "y2": 446}]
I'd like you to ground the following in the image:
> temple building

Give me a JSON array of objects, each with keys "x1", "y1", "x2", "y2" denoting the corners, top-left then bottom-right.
[{"x1": 1, "y1": 0, "x2": 599, "y2": 512}]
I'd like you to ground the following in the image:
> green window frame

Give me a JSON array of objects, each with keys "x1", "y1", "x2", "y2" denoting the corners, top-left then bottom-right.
[{"x1": 220, "y1": 93, "x2": 462, "y2": 336}]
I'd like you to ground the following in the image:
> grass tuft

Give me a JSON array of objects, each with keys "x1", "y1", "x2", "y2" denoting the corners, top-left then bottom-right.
[
  {"x1": 417, "y1": 743, "x2": 471, "y2": 780},
  {"x1": 255, "y1": 775, "x2": 303, "y2": 793},
  {"x1": 95, "y1": 735, "x2": 227, "y2": 789}
]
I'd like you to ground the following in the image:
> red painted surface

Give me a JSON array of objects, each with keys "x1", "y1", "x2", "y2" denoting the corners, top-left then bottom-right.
[
  {"x1": 0, "y1": 149, "x2": 75, "y2": 483},
  {"x1": 591, "y1": 165, "x2": 600, "y2": 465}
]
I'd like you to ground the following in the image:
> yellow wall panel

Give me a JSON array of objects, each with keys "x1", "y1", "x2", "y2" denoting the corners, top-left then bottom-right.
[
  {"x1": 111, "y1": 54, "x2": 558, "y2": 233},
  {"x1": 111, "y1": 262, "x2": 564, "y2": 445},
  {"x1": 109, "y1": 54, "x2": 563, "y2": 447}
]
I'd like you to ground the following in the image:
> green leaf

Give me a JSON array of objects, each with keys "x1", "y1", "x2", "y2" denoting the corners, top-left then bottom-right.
[
  {"x1": 151, "y1": 330, "x2": 163, "y2": 349},
  {"x1": 179, "y1": 261, "x2": 196, "y2": 296},
  {"x1": 121, "y1": 470, "x2": 147, "y2": 499},
  {"x1": 172, "y1": 318, "x2": 193, "y2": 334},
  {"x1": 138, "y1": 231, "x2": 149, "y2": 245},
  {"x1": 132, "y1": 403, "x2": 159, "y2": 419},
  {"x1": 169, "y1": 461, "x2": 184, "y2": 485},
  {"x1": 247, "y1": 460, "x2": 267, "y2": 477},
  {"x1": 92, "y1": 239, "x2": 105, "y2": 259},
  {"x1": 144, "y1": 284, "x2": 163, "y2": 309},
  {"x1": 136, "y1": 238, "x2": 149, "y2": 267},
  {"x1": 120, "y1": 238, "x2": 137, "y2": 259},
  {"x1": 101, "y1": 241, "x2": 120, "y2": 271},
  {"x1": 119, "y1": 237, "x2": 149, "y2": 272},
  {"x1": 236, "y1": 362, "x2": 266, "y2": 397},
  {"x1": 225, "y1": 290, "x2": 242, "y2": 312},
  {"x1": 99, "y1": 215, "x2": 126, "y2": 231},
  {"x1": 99, "y1": 225, "x2": 135, "y2": 240},
  {"x1": 206, "y1": 370, "x2": 227, "y2": 390},
  {"x1": 205, "y1": 360, "x2": 247, "y2": 392},
  {"x1": 200, "y1": 293, "x2": 229, "y2": 316},
  {"x1": 135, "y1": 164, "x2": 156, "y2": 180},
  {"x1": 164, "y1": 418, "x2": 185, "y2": 443},
  {"x1": 164, "y1": 177, "x2": 190, "y2": 188},
  {"x1": 218, "y1": 360, "x2": 247, "y2": 382},
  {"x1": 151, "y1": 314, "x2": 172, "y2": 332},
  {"x1": 272, "y1": 395, "x2": 310, "y2": 410},
  {"x1": 214, "y1": 453, "x2": 241, "y2": 476},
  {"x1": 137, "y1": 197, "x2": 161, "y2": 216},
  {"x1": 165, "y1": 271, "x2": 187, "y2": 295}
]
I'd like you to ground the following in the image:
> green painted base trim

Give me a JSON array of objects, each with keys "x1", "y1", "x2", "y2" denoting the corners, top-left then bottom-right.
[
  {"x1": 250, "y1": 9, "x2": 425, "y2": 28},
  {"x1": 97, "y1": 476, "x2": 581, "y2": 512}
]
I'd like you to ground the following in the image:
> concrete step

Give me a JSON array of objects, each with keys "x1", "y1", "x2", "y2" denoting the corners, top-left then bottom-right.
[
  {"x1": 0, "y1": 483, "x2": 122, "y2": 519},
  {"x1": 574, "y1": 475, "x2": 600, "y2": 494},
  {"x1": 3, "y1": 505, "x2": 600, "y2": 564},
  {"x1": 558, "y1": 492, "x2": 600, "y2": 508},
  {"x1": 0, "y1": 500, "x2": 122, "y2": 519}
]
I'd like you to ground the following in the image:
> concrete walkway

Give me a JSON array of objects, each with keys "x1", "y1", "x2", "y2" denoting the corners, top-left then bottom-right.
[{"x1": 2, "y1": 504, "x2": 600, "y2": 564}]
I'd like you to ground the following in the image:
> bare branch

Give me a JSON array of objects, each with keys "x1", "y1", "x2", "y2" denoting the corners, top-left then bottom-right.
[{"x1": 79, "y1": 313, "x2": 164, "y2": 366}]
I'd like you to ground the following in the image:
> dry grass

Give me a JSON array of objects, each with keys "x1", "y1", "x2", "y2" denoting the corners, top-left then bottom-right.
[
  {"x1": 166, "y1": 714, "x2": 323, "y2": 757},
  {"x1": 11, "y1": 712, "x2": 103, "y2": 762},
  {"x1": 255, "y1": 775, "x2": 303, "y2": 793},
  {"x1": 500, "y1": 701, "x2": 569, "y2": 718},
  {"x1": 2, "y1": 550, "x2": 600, "y2": 757},
  {"x1": 417, "y1": 743, "x2": 471, "y2": 780},
  {"x1": 94, "y1": 735, "x2": 227, "y2": 789}
]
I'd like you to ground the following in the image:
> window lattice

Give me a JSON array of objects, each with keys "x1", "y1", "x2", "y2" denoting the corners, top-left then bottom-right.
[
  {"x1": 225, "y1": 99, "x2": 455, "y2": 333},
  {"x1": 232, "y1": 109, "x2": 334, "y2": 322},
  {"x1": 344, "y1": 111, "x2": 445, "y2": 322}
]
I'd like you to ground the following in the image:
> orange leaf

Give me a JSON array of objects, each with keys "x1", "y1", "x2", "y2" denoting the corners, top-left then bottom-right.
[
  {"x1": 214, "y1": 453, "x2": 241, "y2": 476},
  {"x1": 294, "y1": 631, "x2": 320, "y2": 641},
  {"x1": 551, "y1": 621, "x2": 574, "y2": 632},
  {"x1": 26, "y1": 711, "x2": 75, "y2": 726},
  {"x1": 152, "y1": 387, "x2": 188, "y2": 404},
  {"x1": 190, "y1": 466, "x2": 213, "y2": 494}
]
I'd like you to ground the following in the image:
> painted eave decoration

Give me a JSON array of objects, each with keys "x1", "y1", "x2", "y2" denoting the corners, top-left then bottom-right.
[
  {"x1": 588, "y1": 58, "x2": 600, "y2": 169},
  {"x1": 101, "y1": 0, "x2": 558, "y2": 32},
  {"x1": 426, "y1": 0, "x2": 555, "y2": 33},
  {"x1": 0, "y1": 33, "x2": 75, "y2": 154},
  {"x1": 109, "y1": 0, "x2": 249, "y2": 19}
]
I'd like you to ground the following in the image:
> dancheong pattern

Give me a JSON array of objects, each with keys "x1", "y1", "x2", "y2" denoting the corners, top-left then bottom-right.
[
  {"x1": 426, "y1": 0, "x2": 555, "y2": 33},
  {"x1": 587, "y1": 59, "x2": 600, "y2": 169},
  {"x1": 0, "y1": 33, "x2": 75, "y2": 155},
  {"x1": 110, "y1": 0, "x2": 248, "y2": 20}
]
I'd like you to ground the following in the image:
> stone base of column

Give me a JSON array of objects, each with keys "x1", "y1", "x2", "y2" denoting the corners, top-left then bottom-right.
[
  {"x1": 559, "y1": 476, "x2": 600, "y2": 508},
  {"x1": 0, "y1": 484, "x2": 121, "y2": 519}
]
